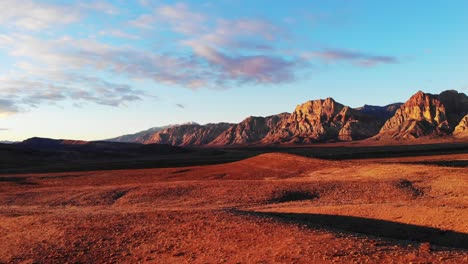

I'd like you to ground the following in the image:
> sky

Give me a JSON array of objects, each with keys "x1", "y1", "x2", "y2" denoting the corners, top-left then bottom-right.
[{"x1": 1, "y1": 0, "x2": 467, "y2": 141}]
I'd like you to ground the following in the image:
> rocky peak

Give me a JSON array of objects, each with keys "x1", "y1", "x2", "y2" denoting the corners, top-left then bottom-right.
[
  {"x1": 293, "y1": 98, "x2": 343, "y2": 121},
  {"x1": 453, "y1": 114, "x2": 468, "y2": 138},
  {"x1": 261, "y1": 98, "x2": 385, "y2": 143},
  {"x1": 376, "y1": 90, "x2": 468, "y2": 139}
]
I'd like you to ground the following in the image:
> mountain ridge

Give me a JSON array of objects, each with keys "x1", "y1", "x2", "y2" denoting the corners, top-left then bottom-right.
[
  {"x1": 375, "y1": 90, "x2": 468, "y2": 140},
  {"x1": 104, "y1": 90, "x2": 468, "y2": 146}
]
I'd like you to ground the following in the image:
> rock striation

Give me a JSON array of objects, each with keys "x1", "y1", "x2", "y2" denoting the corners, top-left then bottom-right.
[
  {"x1": 209, "y1": 113, "x2": 290, "y2": 145},
  {"x1": 453, "y1": 114, "x2": 468, "y2": 138},
  {"x1": 107, "y1": 123, "x2": 198, "y2": 143},
  {"x1": 260, "y1": 98, "x2": 394, "y2": 143},
  {"x1": 375, "y1": 90, "x2": 468, "y2": 139},
  {"x1": 139, "y1": 123, "x2": 233, "y2": 146}
]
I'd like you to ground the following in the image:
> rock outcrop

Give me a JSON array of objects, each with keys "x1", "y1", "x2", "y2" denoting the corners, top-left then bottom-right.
[
  {"x1": 375, "y1": 90, "x2": 468, "y2": 139},
  {"x1": 209, "y1": 113, "x2": 290, "y2": 145},
  {"x1": 139, "y1": 123, "x2": 233, "y2": 146},
  {"x1": 261, "y1": 98, "x2": 389, "y2": 143},
  {"x1": 107, "y1": 122, "x2": 198, "y2": 143},
  {"x1": 453, "y1": 114, "x2": 468, "y2": 138}
]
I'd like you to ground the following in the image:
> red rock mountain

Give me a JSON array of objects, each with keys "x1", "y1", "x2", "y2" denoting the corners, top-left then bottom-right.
[
  {"x1": 139, "y1": 123, "x2": 233, "y2": 146},
  {"x1": 107, "y1": 90, "x2": 467, "y2": 146},
  {"x1": 375, "y1": 90, "x2": 468, "y2": 140},
  {"x1": 209, "y1": 113, "x2": 290, "y2": 146},
  {"x1": 260, "y1": 98, "x2": 397, "y2": 144},
  {"x1": 454, "y1": 114, "x2": 468, "y2": 138},
  {"x1": 111, "y1": 99, "x2": 400, "y2": 146}
]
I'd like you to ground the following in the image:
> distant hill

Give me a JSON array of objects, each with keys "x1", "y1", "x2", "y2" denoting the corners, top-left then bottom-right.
[
  {"x1": 106, "y1": 122, "x2": 199, "y2": 143},
  {"x1": 0, "y1": 140, "x2": 16, "y2": 144},
  {"x1": 17, "y1": 137, "x2": 187, "y2": 156},
  {"x1": 356, "y1": 103, "x2": 403, "y2": 120}
]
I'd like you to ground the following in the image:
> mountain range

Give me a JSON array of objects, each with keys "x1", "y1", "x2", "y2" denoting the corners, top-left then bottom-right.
[{"x1": 106, "y1": 90, "x2": 468, "y2": 146}]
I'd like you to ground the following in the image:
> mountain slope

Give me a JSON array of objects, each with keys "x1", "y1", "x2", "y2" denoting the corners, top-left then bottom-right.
[
  {"x1": 209, "y1": 113, "x2": 290, "y2": 146},
  {"x1": 454, "y1": 114, "x2": 468, "y2": 138},
  {"x1": 261, "y1": 98, "x2": 392, "y2": 143},
  {"x1": 140, "y1": 123, "x2": 233, "y2": 146},
  {"x1": 375, "y1": 90, "x2": 468, "y2": 140},
  {"x1": 107, "y1": 123, "x2": 198, "y2": 143}
]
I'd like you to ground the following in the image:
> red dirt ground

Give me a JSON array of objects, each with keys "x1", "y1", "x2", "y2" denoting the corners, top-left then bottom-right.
[{"x1": 1, "y1": 153, "x2": 467, "y2": 263}]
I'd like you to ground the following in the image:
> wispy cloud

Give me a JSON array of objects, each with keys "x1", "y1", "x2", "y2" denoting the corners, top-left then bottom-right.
[
  {"x1": 128, "y1": 3, "x2": 301, "y2": 86},
  {"x1": 0, "y1": 1, "x2": 401, "y2": 116},
  {"x1": 0, "y1": 33, "x2": 213, "y2": 89},
  {"x1": 1, "y1": 77, "x2": 144, "y2": 109},
  {"x1": 0, "y1": 99, "x2": 19, "y2": 117},
  {"x1": 304, "y1": 48, "x2": 398, "y2": 67},
  {"x1": 191, "y1": 46, "x2": 297, "y2": 84},
  {"x1": 181, "y1": 18, "x2": 281, "y2": 51},
  {"x1": 78, "y1": 1, "x2": 119, "y2": 15},
  {"x1": 130, "y1": 3, "x2": 205, "y2": 33},
  {"x1": 0, "y1": 0, "x2": 81, "y2": 30}
]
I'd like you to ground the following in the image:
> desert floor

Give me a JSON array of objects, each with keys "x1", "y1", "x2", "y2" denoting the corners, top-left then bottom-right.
[{"x1": 1, "y1": 152, "x2": 467, "y2": 263}]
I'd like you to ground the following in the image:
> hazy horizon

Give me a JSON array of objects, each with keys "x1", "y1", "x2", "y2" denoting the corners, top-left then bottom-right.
[{"x1": 1, "y1": 1, "x2": 467, "y2": 141}]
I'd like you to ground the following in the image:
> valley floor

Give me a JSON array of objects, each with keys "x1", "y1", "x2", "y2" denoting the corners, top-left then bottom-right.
[{"x1": 0, "y1": 153, "x2": 467, "y2": 263}]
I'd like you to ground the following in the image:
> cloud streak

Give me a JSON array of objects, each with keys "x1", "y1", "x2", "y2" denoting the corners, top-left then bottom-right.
[
  {"x1": 305, "y1": 48, "x2": 398, "y2": 67},
  {"x1": 0, "y1": 99, "x2": 20, "y2": 117},
  {"x1": 0, "y1": 75, "x2": 145, "y2": 116},
  {"x1": 192, "y1": 46, "x2": 297, "y2": 84}
]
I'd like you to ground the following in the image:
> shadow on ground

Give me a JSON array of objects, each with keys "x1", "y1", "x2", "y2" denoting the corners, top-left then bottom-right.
[
  {"x1": 401, "y1": 160, "x2": 468, "y2": 168},
  {"x1": 234, "y1": 211, "x2": 468, "y2": 249}
]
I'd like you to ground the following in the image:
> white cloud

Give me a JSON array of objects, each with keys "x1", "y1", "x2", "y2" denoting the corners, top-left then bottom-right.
[
  {"x1": 0, "y1": 0, "x2": 80, "y2": 30},
  {"x1": 302, "y1": 48, "x2": 398, "y2": 67}
]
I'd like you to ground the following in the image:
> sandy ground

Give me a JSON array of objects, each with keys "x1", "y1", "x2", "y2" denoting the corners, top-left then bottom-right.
[{"x1": 0, "y1": 153, "x2": 467, "y2": 263}]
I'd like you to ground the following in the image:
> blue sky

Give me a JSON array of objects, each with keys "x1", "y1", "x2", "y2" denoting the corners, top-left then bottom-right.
[{"x1": 1, "y1": 0, "x2": 467, "y2": 141}]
